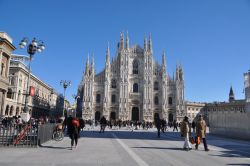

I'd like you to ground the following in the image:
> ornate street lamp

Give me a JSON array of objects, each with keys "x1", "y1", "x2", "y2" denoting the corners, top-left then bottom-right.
[
  {"x1": 60, "y1": 80, "x2": 71, "y2": 117},
  {"x1": 19, "y1": 37, "x2": 45, "y2": 122},
  {"x1": 72, "y1": 94, "x2": 80, "y2": 117}
]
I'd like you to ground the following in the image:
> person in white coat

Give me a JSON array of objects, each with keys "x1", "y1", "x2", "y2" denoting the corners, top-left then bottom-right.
[{"x1": 180, "y1": 116, "x2": 192, "y2": 151}]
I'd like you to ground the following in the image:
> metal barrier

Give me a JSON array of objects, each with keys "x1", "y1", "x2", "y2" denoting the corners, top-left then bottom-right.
[
  {"x1": 0, "y1": 124, "x2": 38, "y2": 147},
  {"x1": 37, "y1": 123, "x2": 56, "y2": 146},
  {"x1": 0, "y1": 123, "x2": 56, "y2": 147}
]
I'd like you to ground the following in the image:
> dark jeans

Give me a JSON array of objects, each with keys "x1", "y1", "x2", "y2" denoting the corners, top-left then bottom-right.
[
  {"x1": 70, "y1": 133, "x2": 78, "y2": 147},
  {"x1": 173, "y1": 126, "x2": 178, "y2": 131},
  {"x1": 157, "y1": 128, "x2": 161, "y2": 137},
  {"x1": 195, "y1": 136, "x2": 208, "y2": 150},
  {"x1": 100, "y1": 125, "x2": 106, "y2": 133}
]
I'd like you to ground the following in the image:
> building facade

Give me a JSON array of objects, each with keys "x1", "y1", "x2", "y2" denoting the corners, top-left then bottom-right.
[
  {"x1": 77, "y1": 33, "x2": 185, "y2": 122},
  {"x1": 244, "y1": 70, "x2": 250, "y2": 111},
  {"x1": 0, "y1": 32, "x2": 15, "y2": 116},
  {"x1": 4, "y1": 54, "x2": 60, "y2": 118},
  {"x1": 185, "y1": 102, "x2": 205, "y2": 122}
]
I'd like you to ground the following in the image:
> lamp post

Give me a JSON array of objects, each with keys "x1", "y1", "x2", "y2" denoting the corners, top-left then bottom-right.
[
  {"x1": 60, "y1": 80, "x2": 71, "y2": 117},
  {"x1": 72, "y1": 94, "x2": 80, "y2": 117},
  {"x1": 19, "y1": 37, "x2": 45, "y2": 122}
]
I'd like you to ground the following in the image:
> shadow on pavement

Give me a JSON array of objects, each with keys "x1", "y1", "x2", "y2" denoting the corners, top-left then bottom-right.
[
  {"x1": 227, "y1": 164, "x2": 250, "y2": 166},
  {"x1": 40, "y1": 145, "x2": 71, "y2": 150},
  {"x1": 209, "y1": 149, "x2": 250, "y2": 159},
  {"x1": 132, "y1": 146, "x2": 184, "y2": 151},
  {"x1": 79, "y1": 130, "x2": 182, "y2": 141}
]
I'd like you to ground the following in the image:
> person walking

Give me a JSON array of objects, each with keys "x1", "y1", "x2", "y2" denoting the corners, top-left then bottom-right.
[
  {"x1": 192, "y1": 120, "x2": 196, "y2": 133},
  {"x1": 173, "y1": 120, "x2": 178, "y2": 132},
  {"x1": 67, "y1": 116, "x2": 80, "y2": 150},
  {"x1": 155, "y1": 117, "x2": 161, "y2": 138},
  {"x1": 195, "y1": 115, "x2": 209, "y2": 151},
  {"x1": 180, "y1": 116, "x2": 192, "y2": 151},
  {"x1": 99, "y1": 116, "x2": 107, "y2": 133}
]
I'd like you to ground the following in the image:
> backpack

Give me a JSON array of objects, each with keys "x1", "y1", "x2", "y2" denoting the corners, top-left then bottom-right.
[{"x1": 72, "y1": 118, "x2": 80, "y2": 128}]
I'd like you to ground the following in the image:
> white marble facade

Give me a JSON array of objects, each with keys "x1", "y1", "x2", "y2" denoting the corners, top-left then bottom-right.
[{"x1": 77, "y1": 33, "x2": 185, "y2": 122}]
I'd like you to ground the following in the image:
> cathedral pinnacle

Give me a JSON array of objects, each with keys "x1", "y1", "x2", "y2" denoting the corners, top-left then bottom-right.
[
  {"x1": 85, "y1": 54, "x2": 90, "y2": 76},
  {"x1": 148, "y1": 33, "x2": 153, "y2": 53},
  {"x1": 162, "y1": 50, "x2": 166, "y2": 73},
  {"x1": 119, "y1": 32, "x2": 124, "y2": 51},
  {"x1": 125, "y1": 31, "x2": 129, "y2": 49},
  {"x1": 144, "y1": 34, "x2": 148, "y2": 52},
  {"x1": 91, "y1": 54, "x2": 95, "y2": 69},
  {"x1": 106, "y1": 43, "x2": 110, "y2": 67},
  {"x1": 106, "y1": 43, "x2": 110, "y2": 59}
]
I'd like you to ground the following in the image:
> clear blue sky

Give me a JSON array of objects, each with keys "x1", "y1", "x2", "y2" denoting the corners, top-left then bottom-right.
[{"x1": 1, "y1": 0, "x2": 250, "y2": 104}]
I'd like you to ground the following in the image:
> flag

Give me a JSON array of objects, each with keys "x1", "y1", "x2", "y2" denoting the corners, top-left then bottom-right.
[{"x1": 29, "y1": 86, "x2": 35, "y2": 97}]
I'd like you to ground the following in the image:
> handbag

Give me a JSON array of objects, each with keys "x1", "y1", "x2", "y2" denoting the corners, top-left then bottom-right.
[
  {"x1": 195, "y1": 136, "x2": 201, "y2": 145},
  {"x1": 189, "y1": 137, "x2": 195, "y2": 144}
]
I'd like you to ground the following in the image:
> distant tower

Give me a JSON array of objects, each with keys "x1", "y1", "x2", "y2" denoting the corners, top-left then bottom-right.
[
  {"x1": 244, "y1": 70, "x2": 250, "y2": 112},
  {"x1": 229, "y1": 86, "x2": 235, "y2": 102}
]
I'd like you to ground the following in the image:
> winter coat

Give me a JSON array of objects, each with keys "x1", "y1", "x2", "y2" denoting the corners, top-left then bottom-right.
[
  {"x1": 196, "y1": 119, "x2": 207, "y2": 138},
  {"x1": 180, "y1": 121, "x2": 191, "y2": 137}
]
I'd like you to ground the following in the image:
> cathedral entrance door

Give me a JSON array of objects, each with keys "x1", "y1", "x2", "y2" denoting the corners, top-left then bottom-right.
[
  {"x1": 132, "y1": 107, "x2": 139, "y2": 121},
  {"x1": 110, "y1": 112, "x2": 116, "y2": 120},
  {"x1": 168, "y1": 113, "x2": 173, "y2": 122},
  {"x1": 154, "y1": 113, "x2": 159, "y2": 122},
  {"x1": 95, "y1": 111, "x2": 101, "y2": 121}
]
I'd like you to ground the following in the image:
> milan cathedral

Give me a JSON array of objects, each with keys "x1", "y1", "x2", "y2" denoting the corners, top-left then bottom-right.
[{"x1": 77, "y1": 32, "x2": 185, "y2": 122}]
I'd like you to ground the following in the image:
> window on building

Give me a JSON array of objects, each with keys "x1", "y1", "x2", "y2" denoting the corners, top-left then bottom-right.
[
  {"x1": 133, "y1": 83, "x2": 139, "y2": 93},
  {"x1": 19, "y1": 78, "x2": 22, "y2": 87},
  {"x1": 17, "y1": 90, "x2": 21, "y2": 102},
  {"x1": 10, "y1": 77, "x2": 15, "y2": 86},
  {"x1": 154, "y1": 82, "x2": 159, "y2": 91},
  {"x1": 132, "y1": 59, "x2": 139, "y2": 74},
  {"x1": 154, "y1": 96, "x2": 159, "y2": 105},
  {"x1": 96, "y1": 94, "x2": 101, "y2": 103},
  {"x1": 7, "y1": 88, "x2": 12, "y2": 99},
  {"x1": 1, "y1": 63, "x2": 5, "y2": 76},
  {"x1": 111, "y1": 94, "x2": 116, "y2": 103},
  {"x1": 111, "y1": 79, "x2": 117, "y2": 89},
  {"x1": 168, "y1": 97, "x2": 172, "y2": 105}
]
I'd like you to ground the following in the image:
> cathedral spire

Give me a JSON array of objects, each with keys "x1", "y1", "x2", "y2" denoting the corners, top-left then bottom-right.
[
  {"x1": 229, "y1": 86, "x2": 235, "y2": 102},
  {"x1": 125, "y1": 31, "x2": 129, "y2": 50},
  {"x1": 148, "y1": 33, "x2": 153, "y2": 53},
  {"x1": 105, "y1": 43, "x2": 110, "y2": 67},
  {"x1": 85, "y1": 54, "x2": 90, "y2": 76},
  {"x1": 119, "y1": 32, "x2": 124, "y2": 51},
  {"x1": 162, "y1": 50, "x2": 166, "y2": 73},
  {"x1": 144, "y1": 34, "x2": 147, "y2": 52},
  {"x1": 91, "y1": 54, "x2": 95, "y2": 80}
]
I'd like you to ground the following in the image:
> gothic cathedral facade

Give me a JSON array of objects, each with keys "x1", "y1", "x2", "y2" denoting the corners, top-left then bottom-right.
[{"x1": 77, "y1": 33, "x2": 185, "y2": 122}]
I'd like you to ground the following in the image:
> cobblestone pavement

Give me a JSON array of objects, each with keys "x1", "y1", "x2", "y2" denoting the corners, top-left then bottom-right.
[{"x1": 0, "y1": 126, "x2": 249, "y2": 166}]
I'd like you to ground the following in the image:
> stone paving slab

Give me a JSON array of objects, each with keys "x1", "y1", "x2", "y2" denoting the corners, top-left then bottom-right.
[{"x1": 0, "y1": 128, "x2": 249, "y2": 166}]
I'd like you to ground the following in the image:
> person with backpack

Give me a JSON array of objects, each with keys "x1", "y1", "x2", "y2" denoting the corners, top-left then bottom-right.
[{"x1": 67, "y1": 115, "x2": 80, "y2": 150}]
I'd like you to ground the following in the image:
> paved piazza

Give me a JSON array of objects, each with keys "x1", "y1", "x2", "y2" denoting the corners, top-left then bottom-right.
[{"x1": 0, "y1": 126, "x2": 249, "y2": 166}]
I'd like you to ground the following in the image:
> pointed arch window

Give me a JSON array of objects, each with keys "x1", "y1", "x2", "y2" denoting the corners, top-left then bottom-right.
[
  {"x1": 133, "y1": 59, "x2": 139, "y2": 74},
  {"x1": 154, "y1": 81, "x2": 159, "y2": 91},
  {"x1": 154, "y1": 96, "x2": 159, "y2": 105},
  {"x1": 133, "y1": 83, "x2": 139, "y2": 93},
  {"x1": 111, "y1": 79, "x2": 117, "y2": 89},
  {"x1": 168, "y1": 97, "x2": 173, "y2": 105},
  {"x1": 111, "y1": 94, "x2": 116, "y2": 103},
  {"x1": 96, "y1": 94, "x2": 101, "y2": 103}
]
